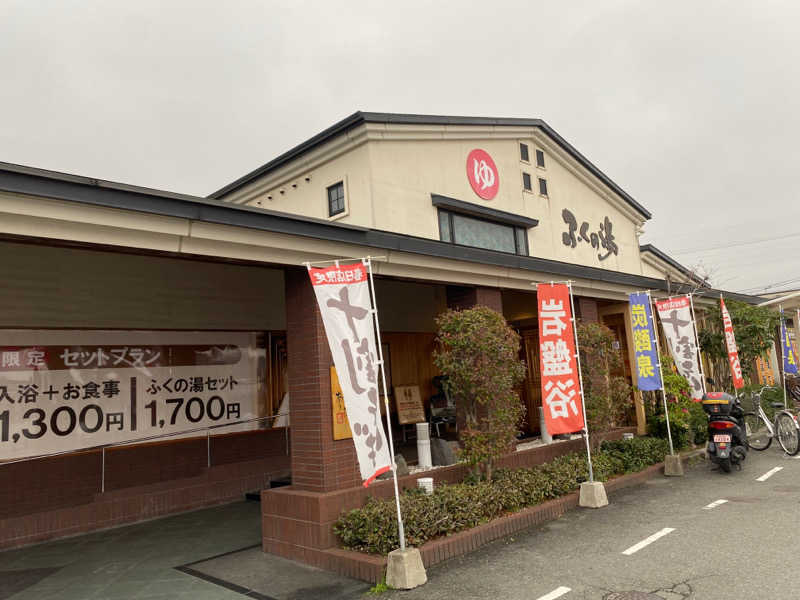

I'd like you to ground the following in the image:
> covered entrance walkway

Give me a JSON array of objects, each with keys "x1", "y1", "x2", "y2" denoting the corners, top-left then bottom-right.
[{"x1": 0, "y1": 501, "x2": 367, "y2": 600}]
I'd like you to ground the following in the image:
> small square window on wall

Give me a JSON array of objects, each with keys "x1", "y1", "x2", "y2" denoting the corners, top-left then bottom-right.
[
  {"x1": 538, "y1": 177, "x2": 548, "y2": 197},
  {"x1": 327, "y1": 181, "x2": 345, "y2": 217},
  {"x1": 522, "y1": 172, "x2": 532, "y2": 191},
  {"x1": 519, "y1": 142, "x2": 530, "y2": 163},
  {"x1": 535, "y1": 149, "x2": 546, "y2": 168}
]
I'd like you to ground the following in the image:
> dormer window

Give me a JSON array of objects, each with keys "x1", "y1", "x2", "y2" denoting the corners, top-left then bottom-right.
[{"x1": 432, "y1": 194, "x2": 537, "y2": 257}]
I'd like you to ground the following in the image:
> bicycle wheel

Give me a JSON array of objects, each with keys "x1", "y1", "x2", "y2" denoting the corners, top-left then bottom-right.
[
  {"x1": 743, "y1": 412, "x2": 772, "y2": 451},
  {"x1": 790, "y1": 385, "x2": 800, "y2": 403},
  {"x1": 775, "y1": 412, "x2": 800, "y2": 456}
]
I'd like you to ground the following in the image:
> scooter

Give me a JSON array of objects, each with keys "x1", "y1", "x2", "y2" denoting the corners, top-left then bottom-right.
[{"x1": 702, "y1": 391, "x2": 748, "y2": 473}]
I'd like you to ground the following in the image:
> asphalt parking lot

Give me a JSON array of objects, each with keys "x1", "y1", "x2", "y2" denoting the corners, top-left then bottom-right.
[{"x1": 389, "y1": 448, "x2": 800, "y2": 600}]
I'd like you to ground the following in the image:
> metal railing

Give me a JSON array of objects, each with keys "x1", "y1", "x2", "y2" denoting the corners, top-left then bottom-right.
[{"x1": 1, "y1": 412, "x2": 289, "y2": 494}]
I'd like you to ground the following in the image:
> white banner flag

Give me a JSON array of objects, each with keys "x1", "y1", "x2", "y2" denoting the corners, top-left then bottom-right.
[
  {"x1": 308, "y1": 262, "x2": 391, "y2": 485},
  {"x1": 655, "y1": 296, "x2": 704, "y2": 400}
]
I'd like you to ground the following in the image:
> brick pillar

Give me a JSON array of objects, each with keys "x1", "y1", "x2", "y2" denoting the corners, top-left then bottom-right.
[
  {"x1": 577, "y1": 297, "x2": 599, "y2": 323},
  {"x1": 446, "y1": 285, "x2": 503, "y2": 312},
  {"x1": 285, "y1": 268, "x2": 359, "y2": 493}
]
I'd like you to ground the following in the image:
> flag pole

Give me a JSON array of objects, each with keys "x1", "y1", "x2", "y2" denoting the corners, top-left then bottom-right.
[
  {"x1": 648, "y1": 292, "x2": 674, "y2": 456},
  {"x1": 780, "y1": 305, "x2": 789, "y2": 410},
  {"x1": 721, "y1": 293, "x2": 733, "y2": 396},
  {"x1": 364, "y1": 257, "x2": 406, "y2": 551},
  {"x1": 688, "y1": 294, "x2": 708, "y2": 396},
  {"x1": 567, "y1": 281, "x2": 594, "y2": 483}
]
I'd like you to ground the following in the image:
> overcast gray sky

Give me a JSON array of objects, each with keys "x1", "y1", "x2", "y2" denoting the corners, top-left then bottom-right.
[{"x1": 2, "y1": 0, "x2": 799, "y2": 294}]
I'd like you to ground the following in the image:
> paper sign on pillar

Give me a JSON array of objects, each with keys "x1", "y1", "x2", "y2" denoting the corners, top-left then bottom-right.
[
  {"x1": 654, "y1": 296, "x2": 704, "y2": 400},
  {"x1": 536, "y1": 284, "x2": 584, "y2": 435},
  {"x1": 308, "y1": 262, "x2": 391, "y2": 486}
]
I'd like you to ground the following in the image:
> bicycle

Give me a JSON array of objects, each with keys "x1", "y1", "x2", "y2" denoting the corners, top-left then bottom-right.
[
  {"x1": 742, "y1": 386, "x2": 800, "y2": 455},
  {"x1": 785, "y1": 373, "x2": 800, "y2": 403}
]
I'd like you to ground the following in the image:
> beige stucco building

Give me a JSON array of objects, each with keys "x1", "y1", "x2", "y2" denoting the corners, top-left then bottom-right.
[{"x1": 0, "y1": 112, "x2": 763, "y2": 565}]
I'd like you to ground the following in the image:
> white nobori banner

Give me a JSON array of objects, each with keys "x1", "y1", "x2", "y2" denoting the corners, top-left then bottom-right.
[
  {"x1": 308, "y1": 262, "x2": 391, "y2": 485},
  {"x1": 655, "y1": 296, "x2": 704, "y2": 400}
]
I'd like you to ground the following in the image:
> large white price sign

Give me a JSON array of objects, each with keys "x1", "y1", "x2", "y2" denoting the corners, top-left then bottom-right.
[{"x1": 0, "y1": 330, "x2": 260, "y2": 461}]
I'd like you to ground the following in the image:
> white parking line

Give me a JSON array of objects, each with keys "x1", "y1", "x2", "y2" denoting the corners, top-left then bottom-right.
[
  {"x1": 535, "y1": 587, "x2": 571, "y2": 600},
  {"x1": 703, "y1": 499, "x2": 728, "y2": 510},
  {"x1": 621, "y1": 528, "x2": 675, "y2": 555},
  {"x1": 756, "y1": 466, "x2": 783, "y2": 481}
]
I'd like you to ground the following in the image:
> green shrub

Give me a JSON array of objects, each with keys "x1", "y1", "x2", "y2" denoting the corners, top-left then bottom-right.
[
  {"x1": 434, "y1": 307, "x2": 527, "y2": 480},
  {"x1": 688, "y1": 401, "x2": 708, "y2": 445},
  {"x1": 647, "y1": 403, "x2": 691, "y2": 449},
  {"x1": 601, "y1": 437, "x2": 670, "y2": 472},
  {"x1": 334, "y1": 437, "x2": 669, "y2": 554}
]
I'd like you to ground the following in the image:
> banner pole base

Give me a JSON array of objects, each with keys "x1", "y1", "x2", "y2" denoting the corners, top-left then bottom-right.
[
  {"x1": 664, "y1": 454, "x2": 684, "y2": 477},
  {"x1": 579, "y1": 480, "x2": 608, "y2": 508}
]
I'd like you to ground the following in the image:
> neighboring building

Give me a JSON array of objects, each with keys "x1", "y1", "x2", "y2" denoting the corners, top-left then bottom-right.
[
  {"x1": 0, "y1": 112, "x2": 763, "y2": 561},
  {"x1": 755, "y1": 289, "x2": 800, "y2": 378}
]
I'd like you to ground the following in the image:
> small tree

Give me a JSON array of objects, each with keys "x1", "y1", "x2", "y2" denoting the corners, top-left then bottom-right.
[
  {"x1": 577, "y1": 321, "x2": 632, "y2": 449},
  {"x1": 434, "y1": 306, "x2": 526, "y2": 481},
  {"x1": 698, "y1": 298, "x2": 780, "y2": 387}
]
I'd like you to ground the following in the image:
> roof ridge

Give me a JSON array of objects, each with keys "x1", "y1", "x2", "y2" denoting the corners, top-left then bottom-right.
[{"x1": 206, "y1": 111, "x2": 652, "y2": 220}]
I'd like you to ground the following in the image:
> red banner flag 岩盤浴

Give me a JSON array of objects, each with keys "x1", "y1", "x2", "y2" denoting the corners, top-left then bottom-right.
[
  {"x1": 536, "y1": 283, "x2": 585, "y2": 435},
  {"x1": 720, "y1": 297, "x2": 744, "y2": 390}
]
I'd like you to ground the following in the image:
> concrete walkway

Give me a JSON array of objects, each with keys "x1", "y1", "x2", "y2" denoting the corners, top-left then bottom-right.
[{"x1": 0, "y1": 501, "x2": 367, "y2": 600}]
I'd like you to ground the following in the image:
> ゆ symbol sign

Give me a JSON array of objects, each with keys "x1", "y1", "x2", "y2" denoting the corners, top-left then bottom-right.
[{"x1": 466, "y1": 149, "x2": 499, "y2": 200}]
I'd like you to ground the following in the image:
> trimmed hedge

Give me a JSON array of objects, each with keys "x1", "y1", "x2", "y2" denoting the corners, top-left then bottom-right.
[{"x1": 334, "y1": 437, "x2": 669, "y2": 554}]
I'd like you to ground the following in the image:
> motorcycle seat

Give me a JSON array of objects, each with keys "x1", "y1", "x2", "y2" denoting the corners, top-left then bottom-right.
[{"x1": 771, "y1": 402, "x2": 785, "y2": 409}]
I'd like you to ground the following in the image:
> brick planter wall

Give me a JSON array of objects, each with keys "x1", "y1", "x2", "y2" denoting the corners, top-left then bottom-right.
[
  {"x1": 261, "y1": 427, "x2": 637, "y2": 574},
  {"x1": 316, "y1": 459, "x2": 670, "y2": 583}
]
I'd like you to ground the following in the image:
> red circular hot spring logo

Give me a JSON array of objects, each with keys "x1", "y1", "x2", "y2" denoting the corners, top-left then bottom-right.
[{"x1": 466, "y1": 149, "x2": 499, "y2": 200}]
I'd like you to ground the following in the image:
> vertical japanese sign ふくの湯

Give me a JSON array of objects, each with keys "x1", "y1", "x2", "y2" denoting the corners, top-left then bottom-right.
[
  {"x1": 537, "y1": 283, "x2": 584, "y2": 435},
  {"x1": 720, "y1": 298, "x2": 745, "y2": 389},
  {"x1": 655, "y1": 296, "x2": 704, "y2": 400},
  {"x1": 308, "y1": 262, "x2": 391, "y2": 486},
  {"x1": 0, "y1": 331, "x2": 259, "y2": 461},
  {"x1": 628, "y1": 293, "x2": 662, "y2": 391}
]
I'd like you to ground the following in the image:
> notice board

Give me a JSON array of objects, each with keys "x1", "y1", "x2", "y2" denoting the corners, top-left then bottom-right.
[{"x1": 393, "y1": 385, "x2": 425, "y2": 425}]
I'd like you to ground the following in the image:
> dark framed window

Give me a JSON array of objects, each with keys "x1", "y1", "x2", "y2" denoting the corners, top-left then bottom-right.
[
  {"x1": 538, "y1": 177, "x2": 548, "y2": 196},
  {"x1": 535, "y1": 149, "x2": 546, "y2": 168},
  {"x1": 438, "y1": 209, "x2": 528, "y2": 256},
  {"x1": 520, "y1": 143, "x2": 530, "y2": 162},
  {"x1": 327, "y1": 181, "x2": 345, "y2": 217},
  {"x1": 522, "y1": 172, "x2": 532, "y2": 191}
]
